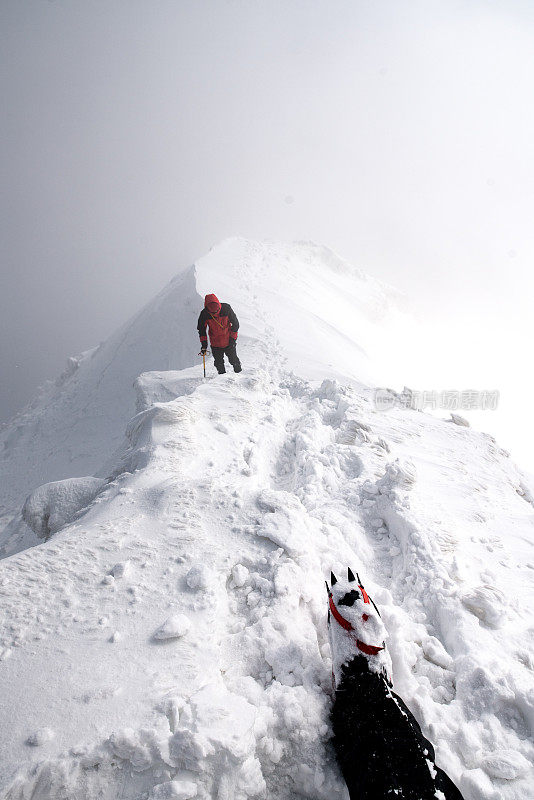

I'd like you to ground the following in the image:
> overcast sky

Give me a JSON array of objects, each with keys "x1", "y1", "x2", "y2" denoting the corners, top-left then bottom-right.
[{"x1": 1, "y1": 0, "x2": 533, "y2": 469}]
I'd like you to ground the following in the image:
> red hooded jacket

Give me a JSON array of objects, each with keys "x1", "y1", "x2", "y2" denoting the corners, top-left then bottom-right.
[{"x1": 197, "y1": 294, "x2": 240, "y2": 349}]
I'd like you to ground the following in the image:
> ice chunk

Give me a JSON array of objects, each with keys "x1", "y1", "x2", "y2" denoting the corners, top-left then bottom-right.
[
  {"x1": 107, "y1": 728, "x2": 156, "y2": 770},
  {"x1": 232, "y1": 564, "x2": 249, "y2": 587},
  {"x1": 186, "y1": 565, "x2": 210, "y2": 590},
  {"x1": 110, "y1": 560, "x2": 132, "y2": 579},
  {"x1": 153, "y1": 614, "x2": 191, "y2": 640}
]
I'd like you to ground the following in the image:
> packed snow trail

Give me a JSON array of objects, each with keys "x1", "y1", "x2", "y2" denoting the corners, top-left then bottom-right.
[
  {"x1": 1, "y1": 359, "x2": 533, "y2": 800},
  {"x1": 1, "y1": 239, "x2": 533, "y2": 800}
]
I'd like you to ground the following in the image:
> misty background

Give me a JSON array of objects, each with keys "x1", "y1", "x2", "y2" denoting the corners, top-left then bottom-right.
[{"x1": 1, "y1": 0, "x2": 533, "y2": 470}]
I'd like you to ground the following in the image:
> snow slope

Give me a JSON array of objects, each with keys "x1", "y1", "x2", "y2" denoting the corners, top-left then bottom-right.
[
  {"x1": 1, "y1": 239, "x2": 533, "y2": 800},
  {"x1": 0, "y1": 238, "x2": 413, "y2": 556},
  {"x1": 0, "y1": 264, "x2": 199, "y2": 553}
]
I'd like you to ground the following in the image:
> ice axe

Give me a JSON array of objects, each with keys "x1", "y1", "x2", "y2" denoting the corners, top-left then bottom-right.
[{"x1": 198, "y1": 349, "x2": 207, "y2": 377}]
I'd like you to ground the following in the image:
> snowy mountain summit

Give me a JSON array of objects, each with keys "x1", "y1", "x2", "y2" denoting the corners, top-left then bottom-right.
[{"x1": 0, "y1": 239, "x2": 533, "y2": 800}]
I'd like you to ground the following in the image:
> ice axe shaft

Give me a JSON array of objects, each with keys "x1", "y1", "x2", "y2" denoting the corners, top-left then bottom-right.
[{"x1": 198, "y1": 349, "x2": 206, "y2": 377}]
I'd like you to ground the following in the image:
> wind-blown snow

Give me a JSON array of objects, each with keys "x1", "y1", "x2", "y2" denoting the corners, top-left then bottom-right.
[
  {"x1": 0, "y1": 239, "x2": 533, "y2": 800},
  {"x1": 22, "y1": 477, "x2": 106, "y2": 540}
]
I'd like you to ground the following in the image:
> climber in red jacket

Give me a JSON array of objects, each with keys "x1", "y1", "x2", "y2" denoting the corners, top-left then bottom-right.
[{"x1": 197, "y1": 294, "x2": 242, "y2": 375}]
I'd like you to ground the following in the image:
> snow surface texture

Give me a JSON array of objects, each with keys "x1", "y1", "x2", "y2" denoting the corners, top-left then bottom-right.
[{"x1": 0, "y1": 238, "x2": 533, "y2": 800}]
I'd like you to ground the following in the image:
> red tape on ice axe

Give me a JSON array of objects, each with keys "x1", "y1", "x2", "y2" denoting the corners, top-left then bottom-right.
[{"x1": 328, "y1": 594, "x2": 384, "y2": 656}]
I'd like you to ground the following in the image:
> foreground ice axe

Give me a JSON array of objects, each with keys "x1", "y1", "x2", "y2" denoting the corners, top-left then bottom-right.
[{"x1": 327, "y1": 568, "x2": 465, "y2": 800}]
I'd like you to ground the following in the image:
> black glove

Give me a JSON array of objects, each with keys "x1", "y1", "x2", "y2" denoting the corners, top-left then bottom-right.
[{"x1": 199, "y1": 344, "x2": 207, "y2": 355}]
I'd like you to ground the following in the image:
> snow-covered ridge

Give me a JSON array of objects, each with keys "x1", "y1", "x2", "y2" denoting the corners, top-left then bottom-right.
[
  {"x1": 0, "y1": 239, "x2": 533, "y2": 800},
  {"x1": 0, "y1": 238, "x2": 415, "y2": 555}
]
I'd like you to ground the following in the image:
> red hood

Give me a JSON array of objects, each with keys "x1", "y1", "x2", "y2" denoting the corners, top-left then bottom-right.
[{"x1": 204, "y1": 293, "x2": 221, "y2": 314}]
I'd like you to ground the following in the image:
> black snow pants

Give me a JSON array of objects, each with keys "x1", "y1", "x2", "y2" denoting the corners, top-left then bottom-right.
[{"x1": 211, "y1": 342, "x2": 242, "y2": 374}]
